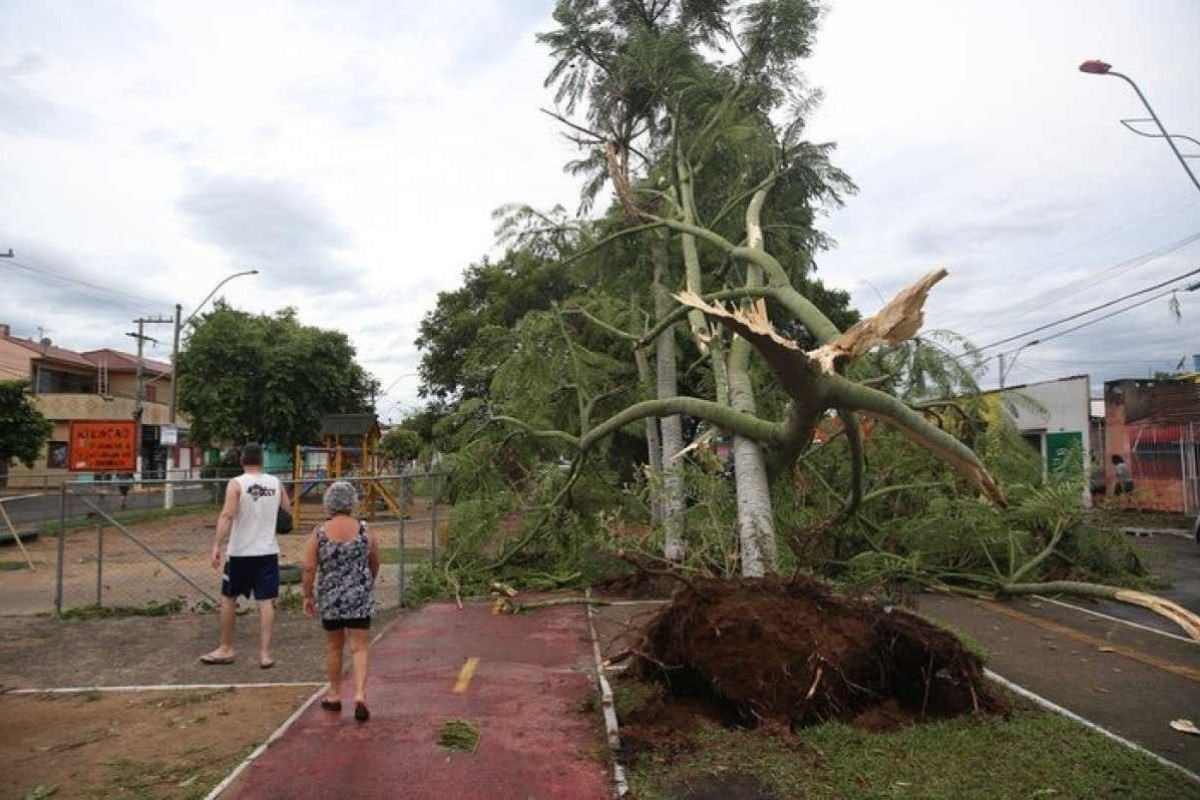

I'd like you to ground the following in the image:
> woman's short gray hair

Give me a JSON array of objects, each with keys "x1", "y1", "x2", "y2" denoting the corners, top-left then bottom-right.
[{"x1": 324, "y1": 481, "x2": 358, "y2": 515}]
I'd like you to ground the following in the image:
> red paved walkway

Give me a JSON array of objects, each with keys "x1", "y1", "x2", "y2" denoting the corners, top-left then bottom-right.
[{"x1": 225, "y1": 602, "x2": 610, "y2": 800}]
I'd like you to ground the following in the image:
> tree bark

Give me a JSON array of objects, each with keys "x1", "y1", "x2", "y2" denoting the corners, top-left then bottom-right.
[
  {"x1": 653, "y1": 231, "x2": 686, "y2": 562},
  {"x1": 634, "y1": 346, "x2": 664, "y2": 525},
  {"x1": 727, "y1": 185, "x2": 778, "y2": 576}
]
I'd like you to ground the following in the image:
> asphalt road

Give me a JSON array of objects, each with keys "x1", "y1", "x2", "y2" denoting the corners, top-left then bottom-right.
[
  {"x1": 1, "y1": 484, "x2": 215, "y2": 533},
  {"x1": 922, "y1": 531, "x2": 1200, "y2": 777},
  {"x1": 1090, "y1": 530, "x2": 1200, "y2": 635}
]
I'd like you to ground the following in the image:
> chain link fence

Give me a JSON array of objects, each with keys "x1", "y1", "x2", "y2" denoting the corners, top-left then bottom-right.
[{"x1": 0, "y1": 473, "x2": 448, "y2": 616}]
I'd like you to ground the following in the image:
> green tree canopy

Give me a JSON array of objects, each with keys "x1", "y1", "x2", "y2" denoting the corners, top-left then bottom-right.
[
  {"x1": 379, "y1": 427, "x2": 422, "y2": 464},
  {"x1": 416, "y1": 250, "x2": 576, "y2": 400},
  {"x1": 177, "y1": 305, "x2": 377, "y2": 448},
  {"x1": 0, "y1": 380, "x2": 53, "y2": 485}
]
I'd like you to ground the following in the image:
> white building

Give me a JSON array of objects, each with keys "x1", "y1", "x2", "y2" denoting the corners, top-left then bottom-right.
[{"x1": 985, "y1": 374, "x2": 1092, "y2": 507}]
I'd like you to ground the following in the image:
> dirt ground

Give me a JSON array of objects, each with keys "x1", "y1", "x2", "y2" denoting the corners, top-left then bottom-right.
[
  {"x1": 0, "y1": 608, "x2": 399, "y2": 690},
  {"x1": 0, "y1": 686, "x2": 313, "y2": 800},
  {"x1": 0, "y1": 501, "x2": 444, "y2": 616}
]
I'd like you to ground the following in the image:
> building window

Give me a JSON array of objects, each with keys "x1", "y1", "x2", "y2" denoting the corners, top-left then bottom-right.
[
  {"x1": 47, "y1": 441, "x2": 68, "y2": 470},
  {"x1": 144, "y1": 384, "x2": 157, "y2": 403},
  {"x1": 35, "y1": 367, "x2": 97, "y2": 394}
]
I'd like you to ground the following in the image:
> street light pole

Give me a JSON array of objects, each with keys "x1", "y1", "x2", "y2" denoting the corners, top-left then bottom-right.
[
  {"x1": 998, "y1": 340, "x2": 1040, "y2": 388},
  {"x1": 168, "y1": 269, "x2": 259, "y2": 424},
  {"x1": 1079, "y1": 60, "x2": 1200, "y2": 196}
]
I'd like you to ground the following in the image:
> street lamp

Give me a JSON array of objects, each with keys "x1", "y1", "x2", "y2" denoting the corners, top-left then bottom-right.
[
  {"x1": 169, "y1": 269, "x2": 259, "y2": 424},
  {"x1": 998, "y1": 339, "x2": 1040, "y2": 389},
  {"x1": 1079, "y1": 59, "x2": 1200, "y2": 196}
]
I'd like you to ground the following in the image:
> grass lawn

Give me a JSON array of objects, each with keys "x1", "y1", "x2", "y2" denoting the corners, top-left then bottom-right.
[
  {"x1": 38, "y1": 503, "x2": 217, "y2": 536},
  {"x1": 621, "y1": 687, "x2": 1198, "y2": 800},
  {"x1": 379, "y1": 546, "x2": 431, "y2": 565}
]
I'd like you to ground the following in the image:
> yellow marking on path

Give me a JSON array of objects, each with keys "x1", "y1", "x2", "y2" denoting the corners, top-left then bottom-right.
[
  {"x1": 453, "y1": 657, "x2": 480, "y2": 694},
  {"x1": 982, "y1": 601, "x2": 1200, "y2": 684}
]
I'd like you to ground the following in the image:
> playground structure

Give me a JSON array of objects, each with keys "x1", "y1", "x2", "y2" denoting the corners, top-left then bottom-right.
[{"x1": 291, "y1": 414, "x2": 404, "y2": 528}]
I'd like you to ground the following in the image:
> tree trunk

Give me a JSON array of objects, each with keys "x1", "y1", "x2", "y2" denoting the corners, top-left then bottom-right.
[
  {"x1": 725, "y1": 186, "x2": 778, "y2": 576},
  {"x1": 634, "y1": 347, "x2": 663, "y2": 525},
  {"x1": 653, "y1": 231, "x2": 686, "y2": 562}
]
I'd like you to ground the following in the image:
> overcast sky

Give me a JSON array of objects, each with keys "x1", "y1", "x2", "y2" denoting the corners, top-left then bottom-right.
[{"x1": 1, "y1": 1, "x2": 1197, "y2": 419}]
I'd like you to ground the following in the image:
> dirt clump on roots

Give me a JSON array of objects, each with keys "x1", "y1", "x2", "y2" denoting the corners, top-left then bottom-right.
[
  {"x1": 593, "y1": 569, "x2": 680, "y2": 600},
  {"x1": 632, "y1": 576, "x2": 1007, "y2": 730}
]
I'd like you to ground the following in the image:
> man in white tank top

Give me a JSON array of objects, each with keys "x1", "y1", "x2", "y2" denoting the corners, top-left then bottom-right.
[{"x1": 200, "y1": 443, "x2": 292, "y2": 668}]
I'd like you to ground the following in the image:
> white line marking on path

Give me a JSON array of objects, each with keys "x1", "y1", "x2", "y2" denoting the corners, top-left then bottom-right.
[
  {"x1": 205, "y1": 610, "x2": 410, "y2": 798},
  {"x1": 6, "y1": 682, "x2": 324, "y2": 695},
  {"x1": 586, "y1": 588, "x2": 629, "y2": 799},
  {"x1": 202, "y1": 685, "x2": 326, "y2": 800},
  {"x1": 1031, "y1": 595, "x2": 1198, "y2": 646},
  {"x1": 985, "y1": 668, "x2": 1200, "y2": 785}
]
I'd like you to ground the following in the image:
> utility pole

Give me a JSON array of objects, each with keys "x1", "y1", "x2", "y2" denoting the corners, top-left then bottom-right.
[
  {"x1": 127, "y1": 315, "x2": 173, "y2": 480},
  {"x1": 169, "y1": 303, "x2": 182, "y2": 425}
]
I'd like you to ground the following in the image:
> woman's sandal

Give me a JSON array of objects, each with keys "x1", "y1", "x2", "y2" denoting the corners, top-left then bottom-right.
[
  {"x1": 354, "y1": 702, "x2": 370, "y2": 723},
  {"x1": 320, "y1": 698, "x2": 342, "y2": 712}
]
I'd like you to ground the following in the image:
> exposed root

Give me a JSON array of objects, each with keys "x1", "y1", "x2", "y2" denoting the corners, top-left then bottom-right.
[{"x1": 634, "y1": 576, "x2": 1006, "y2": 728}]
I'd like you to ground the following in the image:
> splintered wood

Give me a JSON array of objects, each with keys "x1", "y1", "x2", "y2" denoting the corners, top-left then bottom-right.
[
  {"x1": 808, "y1": 268, "x2": 948, "y2": 372},
  {"x1": 1115, "y1": 589, "x2": 1200, "y2": 642},
  {"x1": 674, "y1": 290, "x2": 801, "y2": 352}
]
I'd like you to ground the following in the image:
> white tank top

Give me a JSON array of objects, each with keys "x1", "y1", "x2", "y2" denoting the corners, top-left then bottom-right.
[{"x1": 228, "y1": 473, "x2": 282, "y2": 557}]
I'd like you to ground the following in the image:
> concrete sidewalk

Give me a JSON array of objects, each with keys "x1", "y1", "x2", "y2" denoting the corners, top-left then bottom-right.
[
  {"x1": 223, "y1": 602, "x2": 610, "y2": 800},
  {"x1": 920, "y1": 593, "x2": 1200, "y2": 774}
]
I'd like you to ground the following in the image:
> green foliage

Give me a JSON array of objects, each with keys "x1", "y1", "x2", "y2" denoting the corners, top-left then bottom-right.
[
  {"x1": 379, "y1": 428, "x2": 422, "y2": 464},
  {"x1": 0, "y1": 380, "x2": 53, "y2": 481},
  {"x1": 438, "y1": 720, "x2": 480, "y2": 753},
  {"x1": 416, "y1": 250, "x2": 576, "y2": 400},
  {"x1": 58, "y1": 598, "x2": 186, "y2": 620},
  {"x1": 177, "y1": 304, "x2": 376, "y2": 448}
]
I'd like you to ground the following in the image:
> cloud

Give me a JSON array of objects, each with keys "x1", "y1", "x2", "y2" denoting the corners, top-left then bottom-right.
[
  {"x1": 0, "y1": 54, "x2": 93, "y2": 139},
  {"x1": 176, "y1": 174, "x2": 356, "y2": 287},
  {"x1": 906, "y1": 202, "x2": 1082, "y2": 258}
]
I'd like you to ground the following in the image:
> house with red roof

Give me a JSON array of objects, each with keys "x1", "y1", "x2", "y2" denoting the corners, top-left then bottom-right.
[{"x1": 0, "y1": 323, "x2": 197, "y2": 485}]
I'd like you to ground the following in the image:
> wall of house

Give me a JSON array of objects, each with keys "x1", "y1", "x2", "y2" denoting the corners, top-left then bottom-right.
[
  {"x1": 995, "y1": 375, "x2": 1092, "y2": 506},
  {"x1": 104, "y1": 372, "x2": 175, "y2": 405},
  {"x1": 1104, "y1": 379, "x2": 1200, "y2": 513},
  {"x1": 0, "y1": 338, "x2": 34, "y2": 381}
]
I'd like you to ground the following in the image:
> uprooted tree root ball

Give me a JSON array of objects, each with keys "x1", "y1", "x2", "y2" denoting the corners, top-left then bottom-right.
[{"x1": 632, "y1": 577, "x2": 1007, "y2": 729}]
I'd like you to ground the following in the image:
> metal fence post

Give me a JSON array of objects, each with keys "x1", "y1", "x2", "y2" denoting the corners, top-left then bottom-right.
[
  {"x1": 399, "y1": 487, "x2": 407, "y2": 607},
  {"x1": 429, "y1": 474, "x2": 438, "y2": 568},
  {"x1": 54, "y1": 483, "x2": 67, "y2": 615},
  {"x1": 96, "y1": 520, "x2": 103, "y2": 608}
]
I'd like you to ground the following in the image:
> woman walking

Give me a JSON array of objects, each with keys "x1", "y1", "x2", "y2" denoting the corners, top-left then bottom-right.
[{"x1": 302, "y1": 481, "x2": 380, "y2": 722}]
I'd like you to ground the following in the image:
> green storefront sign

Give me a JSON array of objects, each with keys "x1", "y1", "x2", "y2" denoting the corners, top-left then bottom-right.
[{"x1": 1045, "y1": 431, "x2": 1084, "y2": 478}]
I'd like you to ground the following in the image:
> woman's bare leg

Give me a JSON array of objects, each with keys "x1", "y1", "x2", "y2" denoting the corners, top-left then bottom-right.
[
  {"x1": 347, "y1": 628, "x2": 370, "y2": 704},
  {"x1": 324, "y1": 629, "x2": 345, "y2": 701}
]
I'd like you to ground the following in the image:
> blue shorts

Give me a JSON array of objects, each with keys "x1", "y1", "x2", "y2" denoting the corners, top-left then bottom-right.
[{"x1": 222, "y1": 554, "x2": 280, "y2": 600}]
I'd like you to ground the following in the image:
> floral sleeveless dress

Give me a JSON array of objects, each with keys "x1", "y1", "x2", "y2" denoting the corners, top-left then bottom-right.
[{"x1": 316, "y1": 520, "x2": 374, "y2": 622}]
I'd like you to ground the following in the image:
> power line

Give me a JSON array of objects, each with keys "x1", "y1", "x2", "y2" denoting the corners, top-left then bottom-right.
[
  {"x1": 1012, "y1": 284, "x2": 1195, "y2": 352},
  {"x1": 975, "y1": 266, "x2": 1200, "y2": 352},
  {"x1": 949, "y1": 228, "x2": 1200, "y2": 336},
  {"x1": 3, "y1": 257, "x2": 167, "y2": 309}
]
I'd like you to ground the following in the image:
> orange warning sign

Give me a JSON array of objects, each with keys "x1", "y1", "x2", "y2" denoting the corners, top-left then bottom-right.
[{"x1": 69, "y1": 420, "x2": 137, "y2": 472}]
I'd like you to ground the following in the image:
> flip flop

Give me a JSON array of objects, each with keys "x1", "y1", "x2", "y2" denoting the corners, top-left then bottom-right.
[
  {"x1": 200, "y1": 655, "x2": 235, "y2": 665},
  {"x1": 320, "y1": 699, "x2": 342, "y2": 712},
  {"x1": 354, "y1": 702, "x2": 370, "y2": 723},
  {"x1": 259, "y1": 660, "x2": 276, "y2": 670}
]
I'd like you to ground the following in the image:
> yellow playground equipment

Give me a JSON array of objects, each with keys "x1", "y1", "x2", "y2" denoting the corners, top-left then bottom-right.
[{"x1": 291, "y1": 413, "x2": 403, "y2": 528}]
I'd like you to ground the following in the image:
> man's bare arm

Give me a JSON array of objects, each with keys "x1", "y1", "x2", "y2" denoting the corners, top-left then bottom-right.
[
  {"x1": 211, "y1": 480, "x2": 240, "y2": 567},
  {"x1": 279, "y1": 480, "x2": 292, "y2": 514}
]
